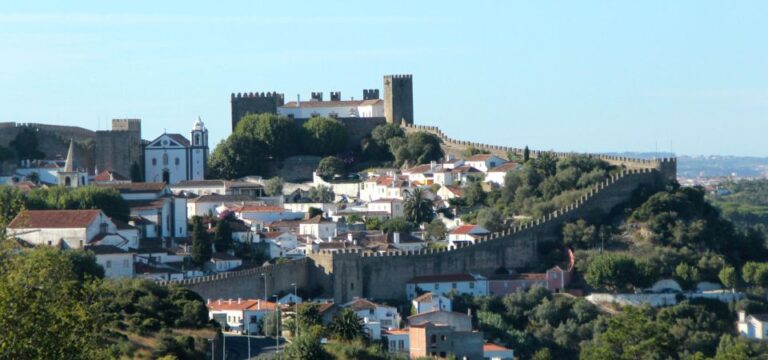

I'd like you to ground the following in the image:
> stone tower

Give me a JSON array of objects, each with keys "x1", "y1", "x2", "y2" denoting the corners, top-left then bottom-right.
[
  {"x1": 230, "y1": 92, "x2": 285, "y2": 131},
  {"x1": 95, "y1": 119, "x2": 143, "y2": 179},
  {"x1": 383, "y1": 74, "x2": 414, "y2": 125},
  {"x1": 189, "y1": 116, "x2": 209, "y2": 180}
]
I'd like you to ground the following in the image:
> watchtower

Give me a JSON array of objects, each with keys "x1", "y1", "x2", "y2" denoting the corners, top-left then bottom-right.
[
  {"x1": 230, "y1": 92, "x2": 285, "y2": 131},
  {"x1": 383, "y1": 74, "x2": 413, "y2": 125}
]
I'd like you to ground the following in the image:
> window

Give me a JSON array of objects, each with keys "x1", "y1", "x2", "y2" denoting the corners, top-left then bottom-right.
[
  {"x1": 152, "y1": 158, "x2": 157, "y2": 166},
  {"x1": 434, "y1": 284, "x2": 439, "y2": 290},
  {"x1": 123, "y1": 259, "x2": 129, "y2": 268},
  {"x1": 175, "y1": 157, "x2": 180, "y2": 166},
  {"x1": 162, "y1": 154, "x2": 168, "y2": 165},
  {"x1": 195, "y1": 134, "x2": 200, "y2": 145},
  {"x1": 105, "y1": 260, "x2": 111, "y2": 269},
  {"x1": 469, "y1": 282, "x2": 475, "y2": 289},
  {"x1": 452, "y1": 283, "x2": 457, "y2": 289},
  {"x1": 350, "y1": 282, "x2": 354, "y2": 291},
  {"x1": 430, "y1": 335, "x2": 437, "y2": 344},
  {"x1": 441, "y1": 335, "x2": 446, "y2": 341}
]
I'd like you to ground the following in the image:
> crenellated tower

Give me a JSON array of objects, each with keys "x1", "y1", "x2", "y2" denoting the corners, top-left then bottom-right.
[
  {"x1": 230, "y1": 92, "x2": 285, "y2": 131},
  {"x1": 383, "y1": 74, "x2": 414, "y2": 125}
]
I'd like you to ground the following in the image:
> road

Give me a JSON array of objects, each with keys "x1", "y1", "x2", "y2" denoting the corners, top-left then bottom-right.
[{"x1": 214, "y1": 335, "x2": 286, "y2": 360}]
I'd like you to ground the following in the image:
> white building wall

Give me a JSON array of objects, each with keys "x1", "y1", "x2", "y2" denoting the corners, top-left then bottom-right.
[
  {"x1": 173, "y1": 197, "x2": 188, "y2": 238},
  {"x1": 145, "y1": 147, "x2": 189, "y2": 185},
  {"x1": 96, "y1": 253, "x2": 135, "y2": 279}
]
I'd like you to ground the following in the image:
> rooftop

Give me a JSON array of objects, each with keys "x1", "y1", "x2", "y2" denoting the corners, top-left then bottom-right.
[
  {"x1": 488, "y1": 162, "x2": 521, "y2": 173},
  {"x1": 8, "y1": 209, "x2": 101, "y2": 229},
  {"x1": 207, "y1": 298, "x2": 276, "y2": 312},
  {"x1": 280, "y1": 99, "x2": 382, "y2": 108},
  {"x1": 449, "y1": 225, "x2": 489, "y2": 235},
  {"x1": 85, "y1": 244, "x2": 130, "y2": 255},
  {"x1": 96, "y1": 182, "x2": 167, "y2": 194}
]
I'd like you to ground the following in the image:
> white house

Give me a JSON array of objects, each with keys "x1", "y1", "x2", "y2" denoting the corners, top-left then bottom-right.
[
  {"x1": 170, "y1": 179, "x2": 264, "y2": 197},
  {"x1": 8, "y1": 209, "x2": 117, "y2": 249},
  {"x1": 207, "y1": 298, "x2": 277, "y2": 334},
  {"x1": 234, "y1": 204, "x2": 304, "y2": 227},
  {"x1": 96, "y1": 182, "x2": 188, "y2": 239},
  {"x1": 85, "y1": 244, "x2": 135, "y2": 279},
  {"x1": 278, "y1": 96, "x2": 384, "y2": 119},
  {"x1": 738, "y1": 311, "x2": 768, "y2": 340},
  {"x1": 451, "y1": 165, "x2": 483, "y2": 184},
  {"x1": 360, "y1": 175, "x2": 414, "y2": 202},
  {"x1": 485, "y1": 162, "x2": 522, "y2": 186},
  {"x1": 262, "y1": 231, "x2": 298, "y2": 257},
  {"x1": 144, "y1": 117, "x2": 208, "y2": 185},
  {"x1": 208, "y1": 252, "x2": 243, "y2": 272},
  {"x1": 186, "y1": 194, "x2": 267, "y2": 218},
  {"x1": 383, "y1": 329, "x2": 410, "y2": 355},
  {"x1": 463, "y1": 154, "x2": 507, "y2": 173},
  {"x1": 368, "y1": 199, "x2": 404, "y2": 218},
  {"x1": 448, "y1": 225, "x2": 490, "y2": 248},
  {"x1": 341, "y1": 298, "x2": 402, "y2": 334},
  {"x1": 299, "y1": 216, "x2": 337, "y2": 241},
  {"x1": 412, "y1": 293, "x2": 452, "y2": 314},
  {"x1": 406, "y1": 273, "x2": 489, "y2": 299},
  {"x1": 403, "y1": 163, "x2": 454, "y2": 186},
  {"x1": 407, "y1": 310, "x2": 473, "y2": 332}
]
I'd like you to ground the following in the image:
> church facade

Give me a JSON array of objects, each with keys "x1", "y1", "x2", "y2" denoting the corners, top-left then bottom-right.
[{"x1": 144, "y1": 117, "x2": 208, "y2": 185}]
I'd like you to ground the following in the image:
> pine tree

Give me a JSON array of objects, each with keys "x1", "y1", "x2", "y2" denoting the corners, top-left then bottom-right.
[{"x1": 191, "y1": 216, "x2": 212, "y2": 265}]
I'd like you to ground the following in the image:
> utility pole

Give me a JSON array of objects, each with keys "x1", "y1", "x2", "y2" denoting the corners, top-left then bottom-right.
[
  {"x1": 273, "y1": 294, "x2": 280, "y2": 354},
  {"x1": 292, "y1": 282, "x2": 298, "y2": 339}
]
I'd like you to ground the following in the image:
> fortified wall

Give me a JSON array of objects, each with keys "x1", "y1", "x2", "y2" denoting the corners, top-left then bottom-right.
[
  {"x1": 169, "y1": 123, "x2": 676, "y2": 303},
  {"x1": 0, "y1": 122, "x2": 96, "y2": 171}
]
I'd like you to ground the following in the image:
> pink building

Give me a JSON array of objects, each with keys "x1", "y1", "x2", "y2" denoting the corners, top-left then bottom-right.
[{"x1": 489, "y1": 266, "x2": 572, "y2": 295}]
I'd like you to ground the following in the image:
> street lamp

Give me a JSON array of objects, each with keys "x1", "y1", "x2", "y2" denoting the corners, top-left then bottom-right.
[
  {"x1": 207, "y1": 338, "x2": 214, "y2": 360},
  {"x1": 273, "y1": 294, "x2": 280, "y2": 354},
  {"x1": 261, "y1": 273, "x2": 267, "y2": 301},
  {"x1": 292, "y1": 282, "x2": 298, "y2": 339}
]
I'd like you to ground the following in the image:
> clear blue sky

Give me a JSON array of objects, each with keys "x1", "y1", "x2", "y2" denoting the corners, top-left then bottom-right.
[{"x1": 1, "y1": 1, "x2": 766, "y2": 156}]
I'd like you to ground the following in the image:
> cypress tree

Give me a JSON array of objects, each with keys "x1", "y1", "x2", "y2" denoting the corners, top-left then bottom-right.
[
  {"x1": 191, "y1": 216, "x2": 212, "y2": 265},
  {"x1": 212, "y1": 219, "x2": 232, "y2": 253}
]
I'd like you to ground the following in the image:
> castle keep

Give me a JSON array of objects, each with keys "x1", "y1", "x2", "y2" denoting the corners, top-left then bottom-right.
[
  {"x1": 95, "y1": 119, "x2": 143, "y2": 179},
  {"x1": 230, "y1": 74, "x2": 414, "y2": 132}
]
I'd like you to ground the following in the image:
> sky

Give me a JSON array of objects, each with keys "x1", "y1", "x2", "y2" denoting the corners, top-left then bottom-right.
[{"x1": 0, "y1": 1, "x2": 766, "y2": 156}]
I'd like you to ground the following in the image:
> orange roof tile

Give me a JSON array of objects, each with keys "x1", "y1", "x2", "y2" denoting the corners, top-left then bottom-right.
[{"x1": 9, "y1": 209, "x2": 101, "y2": 229}]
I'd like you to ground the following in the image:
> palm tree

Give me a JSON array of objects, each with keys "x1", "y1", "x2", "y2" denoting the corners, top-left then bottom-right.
[
  {"x1": 329, "y1": 308, "x2": 365, "y2": 342},
  {"x1": 404, "y1": 188, "x2": 434, "y2": 225}
]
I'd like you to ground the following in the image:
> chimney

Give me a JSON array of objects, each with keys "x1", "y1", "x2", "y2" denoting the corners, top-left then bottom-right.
[
  {"x1": 207, "y1": 299, "x2": 211, "y2": 305},
  {"x1": 297, "y1": 93, "x2": 301, "y2": 104},
  {"x1": 393, "y1": 232, "x2": 400, "y2": 244},
  {"x1": 238, "y1": 298, "x2": 242, "y2": 304},
  {"x1": 228, "y1": 299, "x2": 233, "y2": 304},
  {"x1": 217, "y1": 299, "x2": 221, "y2": 305},
  {"x1": 738, "y1": 310, "x2": 746, "y2": 322},
  {"x1": 347, "y1": 233, "x2": 353, "y2": 241},
  {"x1": 430, "y1": 161, "x2": 436, "y2": 170}
]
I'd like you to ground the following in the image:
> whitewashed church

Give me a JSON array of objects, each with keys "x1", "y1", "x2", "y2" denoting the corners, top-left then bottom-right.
[{"x1": 144, "y1": 117, "x2": 208, "y2": 184}]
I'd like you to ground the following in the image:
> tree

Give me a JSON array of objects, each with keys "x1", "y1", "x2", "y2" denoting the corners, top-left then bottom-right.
[
  {"x1": 208, "y1": 134, "x2": 265, "y2": 179},
  {"x1": 389, "y1": 132, "x2": 443, "y2": 167},
  {"x1": 283, "y1": 333, "x2": 329, "y2": 360},
  {"x1": 130, "y1": 162, "x2": 142, "y2": 182},
  {"x1": 317, "y1": 156, "x2": 346, "y2": 179},
  {"x1": 403, "y1": 188, "x2": 434, "y2": 225},
  {"x1": 10, "y1": 126, "x2": 45, "y2": 160},
  {"x1": 425, "y1": 219, "x2": 447, "y2": 240},
  {"x1": 24, "y1": 186, "x2": 130, "y2": 222},
  {"x1": 562, "y1": 220, "x2": 597, "y2": 249},
  {"x1": 584, "y1": 253, "x2": 647, "y2": 292},
  {"x1": 308, "y1": 207, "x2": 323, "y2": 219},
  {"x1": 297, "y1": 304, "x2": 323, "y2": 333},
  {"x1": 302, "y1": 117, "x2": 349, "y2": 156},
  {"x1": 523, "y1": 146, "x2": 530, "y2": 162},
  {"x1": 25, "y1": 171, "x2": 40, "y2": 184},
  {"x1": 190, "y1": 217, "x2": 212, "y2": 265},
  {"x1": 260, "y1": 310, "x2": 280, "y2": 337},
  {"x1": 264, "y1": 177, "x2": 284, "y2": 196},
  {"x1": 476, "y1": 207, "x2": 504, "y2": 232},
  {"x1": 235, "y1": 113, "x2": 301, "y2": 158},
  {"x1": 212, "y1": 220, "x2": 232, "y2": 253},
  {"x1": 329, "y1": 308, "x2": 365, "y2": 341},
  {"x1": 363, "y1": 123, "x2": 405, "y2": 161},
  {"x1": 381, "y1": 217, "x2": 413, "y2": 234},
  {"x1": 674, "y1": 263, "x2": 701, "y2": 290},
  {"x1": 463, "y1": 179, "x2": 486, "y2": 206},
  {"x1": 0, "y1": 186, "x2": 25, "y2": 235},
  {"x1": 742, "y1": 262, "x2": 768, "y2": 287},
  {"x1": 719, "y1": 265, "x2": 737, "y2": 290},
  {"x1": 0, "y1": 248, "x2": 104, "y2": 359},
  {"x1": 309, "y1": 185, "x2": 335, "y2": 203},
  {"x1": 580, "y1": 306, "x2": 674, "y2": 360}
]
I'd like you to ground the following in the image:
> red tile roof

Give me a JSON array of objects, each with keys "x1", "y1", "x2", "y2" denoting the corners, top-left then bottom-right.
[
  {"x1": 165, "y1": 134, "x2": 191, "y2": 147},
  {"x1": 407, "y1": 273, "x2": 477, "y2": 284},
  {"x1": 236, "y1": 205, "x2": 287, "y2": 213},
  {"x1": 8, "y1": 209, "x2": 102, "y2": 229},
  {"x1": 488, "y1": 162, "x2": 521, "y2": 173},
  {"x1": 93, "y1": 170, "x2": 129, "y2": 182},
  {"x1": 483, "y1": 343, "x2": 512, "y2": 352},
  {"x1": 342, "y1": 298, "x2": 386, "y2": 311},
  {"x1": 466, "y1": 154, "x2": 497, "y2": 161},
  {"x1": 207, "y1": 299, "x2": 276, "y2": 312},
  {"x1": 452, "y1": 166, "x2": 481, "y2": 174},
  {"x1": 301, "y1": 215, "x2": 333, "y2": 224},
  {"x1": 449, "y1": 225, "x2": 489, "y2": 235}
]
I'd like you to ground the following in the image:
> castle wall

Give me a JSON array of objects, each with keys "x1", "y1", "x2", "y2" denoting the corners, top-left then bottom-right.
[
  {"x1": 0, "y1": 122, "x2": 95, "y2": 173},
  {"x1": 309, "y1": 168, "x2": 665, "y2": 303},
  {"x1": 95, "y1": 130, "x2": 142, "y2": 178},
  {"x1": 293, "y1": 116, "x2": 386, "y2": 149},
  {"x1": 164, "y1": 258, "x2": 310, "y2": 301},
  {"x1": 231, "y1": 92, "x2": 285, "y2": 131}
]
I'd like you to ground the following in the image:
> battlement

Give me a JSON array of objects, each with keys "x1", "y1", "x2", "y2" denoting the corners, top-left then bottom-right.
[
  {"x1": 231, "y1": 91, "x2": 285, "y2": 100},
  {"x1": 363, "y1": 89, "x2": 380, "y2": 100},
  {"x1": 159, "y1": 258, "x2": 309, "y2": 287},
  {"x1": 330, "y1": 91, "x2": 341, "y2": 101},
  {"x1": 111, "y1": 118, "x2": 141, "y2": 132},
  {"x1": 384, "y1": 74, "x2": 413, "y2": 80}
]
